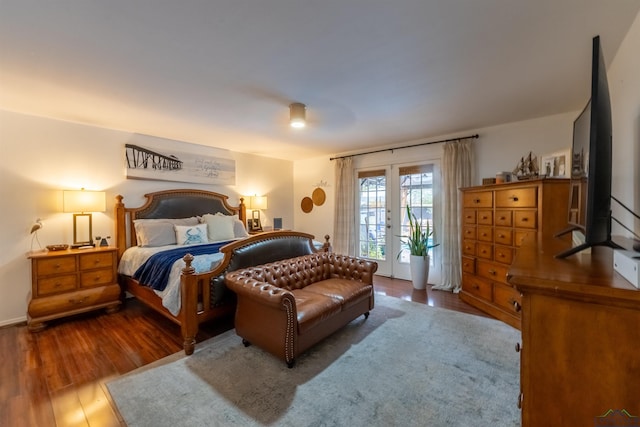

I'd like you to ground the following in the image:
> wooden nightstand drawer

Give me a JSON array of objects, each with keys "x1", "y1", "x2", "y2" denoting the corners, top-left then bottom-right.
[
  {"x1": 514, "y1": 210, "x2": 537, "y2": 229},
  {"x1": 81, "y1": 268, "x2": 114, "y2": 288},
  {"x1": 495, "y1": 187, "x2": 537, "y2": 208},
  {"x1": 477, "y1": 226, "x2": 493, "y2": 242},
  {"x1": 462, "y1": 240, "x2": 476, "y2": 256},
  {"x1": 463, "y1": 273, "x2": 492, "y2": 301},
  {"x1": 80, "y1": 252, "x2": 114, "y2": 270},
  {"x1": 36, "y1": 256, "x2": 76, "y2": 276},
  {"x1": 38, "y1": 274, "x2": 77, "y2": 296},
  {"x1": 463, "y1": 191, "x2": 493, "y2": 208}
]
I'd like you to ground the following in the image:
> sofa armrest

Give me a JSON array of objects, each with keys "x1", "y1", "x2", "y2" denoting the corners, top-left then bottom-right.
[
  {"x1": 225, "y1": 271, "x2": 295, "y2": 309},
  {"x1": 326, "y1": 253, "x2": 378, "y2": 284}
]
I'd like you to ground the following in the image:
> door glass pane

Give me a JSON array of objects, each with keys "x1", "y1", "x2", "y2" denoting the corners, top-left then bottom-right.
[
  {"x1": 398, "y1": 164, "x2": 435, "y2": 264},
  {"x1": 358, "y1": 172, "x2": 386, "y2": 260}
]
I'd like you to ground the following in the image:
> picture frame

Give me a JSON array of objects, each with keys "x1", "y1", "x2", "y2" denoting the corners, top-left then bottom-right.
[
  {"x1": 248, "y1": 218, "x2": 262, "y2": 232},
  {"x1": 540, "y1": 149, "x2": 571, "y2": 178}
]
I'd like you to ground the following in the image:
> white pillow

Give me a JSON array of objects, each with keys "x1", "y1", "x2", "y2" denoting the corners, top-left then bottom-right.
[
  {"x1": 174, "y1": 224, "x2": 208, "y2": 245},
  {"x1": 233, "y1": 217, "x2": 249, "y2": 237},
  {"x1": 201, "y1": 213, "x2": 235, "y2": 241}
]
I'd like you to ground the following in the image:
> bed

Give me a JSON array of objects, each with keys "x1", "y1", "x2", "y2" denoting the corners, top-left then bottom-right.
[{"x1": 115, "y1": 189, "x2": 329, "y2": 355}]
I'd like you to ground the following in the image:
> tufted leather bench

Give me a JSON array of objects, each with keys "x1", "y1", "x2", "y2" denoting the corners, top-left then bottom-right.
[{"x1": 224, "y1": 252, "x2": 377, "y2": 367}]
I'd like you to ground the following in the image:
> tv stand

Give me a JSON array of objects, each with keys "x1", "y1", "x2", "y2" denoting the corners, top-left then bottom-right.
[{"x1": 554, "y1": 238, "x2": 622, "y2": 258}]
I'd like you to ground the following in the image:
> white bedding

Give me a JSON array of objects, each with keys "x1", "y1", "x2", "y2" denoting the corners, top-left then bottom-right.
[{"x1": 118, "y1": 240, "x2": 240, "y2": 316}]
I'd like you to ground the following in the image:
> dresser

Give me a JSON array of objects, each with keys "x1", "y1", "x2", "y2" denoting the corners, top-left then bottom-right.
[
  {"x1": 508, "y1": 234, "x2": 640, "y2": 426},
  {"x1": 27, "y1": 247, "x2": 121, "y2": 331},
  {"x1": 459, "y1": 178, "x2": 570, "y2": 328}
]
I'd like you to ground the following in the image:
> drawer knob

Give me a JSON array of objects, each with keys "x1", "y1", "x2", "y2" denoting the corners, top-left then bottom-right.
[
  {"x1": 499, "y1": 216, "x2": 506, "y2": 220},
  {"x1": 521, "y1": 217, "x2": 529, "y2": 222},
  {"x1": 515, "y1": 342, "x2": 521, "y2": 352},
  {"x1": 473, "y1": 198, "x2": 480, "y2": 204},
  {"x1": 69, "y1": 297, "x2": 88, "y2": 305},
  {"x1": 513, "y1": 301, "x2": 522, "y2": 312},
  {"x1": 517, "y1": 393, "x2": 523, "y2": 409},
  {"x1": 473, "y1": 284, "x2": 480, "y2": 290},
  {"x1": 509, "y1": 196, "x2": 519, "y2": 202},
  {"x1": 488, "y1": 269, "x2": 497, "y2": 275}
]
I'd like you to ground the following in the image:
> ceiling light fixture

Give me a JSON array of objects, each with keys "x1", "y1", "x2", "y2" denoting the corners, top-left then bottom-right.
[{"x1": 289, "y1": 102, "x2": 306, "y2": 128}]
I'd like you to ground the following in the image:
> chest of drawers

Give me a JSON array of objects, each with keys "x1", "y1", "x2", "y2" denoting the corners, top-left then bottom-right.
[
  {"x1": 459, "y1": 178, "x2": 569, "y2": 328},
  {"x1": 27, "y1": 247, "x2": 121, "y2": 331}
]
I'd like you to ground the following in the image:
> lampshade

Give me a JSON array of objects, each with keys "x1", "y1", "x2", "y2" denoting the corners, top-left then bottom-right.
[
  {"x1": 249, "y1": 195, "x2": 268, "y2": 210},
  {"x1": 289, "y1": 102, "x2": 306, "y2": 128},
  {"x1": 63, "y1": 190, "x2": 106, "y2": 213}
]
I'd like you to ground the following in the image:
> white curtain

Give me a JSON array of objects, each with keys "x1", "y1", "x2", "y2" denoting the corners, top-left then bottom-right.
[
  {"x1": 433, "y1": 139, "x2": 474, "y2": 293},
  {"x1": 333, "y1": 157, "x2": 356, "y2": 255}
]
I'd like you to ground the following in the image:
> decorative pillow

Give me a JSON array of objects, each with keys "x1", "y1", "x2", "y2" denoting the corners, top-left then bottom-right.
[
  {"x1": 174, "y1": 224, "x2": 208, "y2": 245},
  {"x1": 134, "y1": 217, "x2": 199, "y2": 247},
  {"x1": 201, "y1": 213, "x2": 235, "y2": 241}
]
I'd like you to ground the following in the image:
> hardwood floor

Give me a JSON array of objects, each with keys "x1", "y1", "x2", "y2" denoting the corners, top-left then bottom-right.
[{"x1": 1, "y1": 277, "x2": 489, "y2": 427}]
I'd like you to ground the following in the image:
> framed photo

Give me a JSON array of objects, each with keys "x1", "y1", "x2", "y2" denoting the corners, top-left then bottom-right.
[
  {"x1": 248, "y1": 218, "x2": 262, "y2": 232},
  {"x1": 541, "y1": 149, "x2": 571, "y2": 178}
]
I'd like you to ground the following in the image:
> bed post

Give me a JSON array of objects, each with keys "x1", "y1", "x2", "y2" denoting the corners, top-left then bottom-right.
[
  {"x1": 115, "y1": 195, "x2": 127, "y2": 260},
  {"x1": 180, "y1": 254, "x2": 198, "y2": 355},
  {"x1": 239, "y1": 197, "x2": 247, "y2": 228}
]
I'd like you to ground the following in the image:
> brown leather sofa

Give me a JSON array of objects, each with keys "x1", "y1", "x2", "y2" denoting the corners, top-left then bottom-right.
[{"x1": 224, "y1": 252, "x2": 378, "y2": 367}]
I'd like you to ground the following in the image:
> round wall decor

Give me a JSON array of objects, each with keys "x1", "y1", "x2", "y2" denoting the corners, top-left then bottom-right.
[
  {"x1": 301, "y1": 196, "x2": 313, "y2": 213},
  {"x1": 312, "y1": 187, "x2": 326, "y2": 206}
]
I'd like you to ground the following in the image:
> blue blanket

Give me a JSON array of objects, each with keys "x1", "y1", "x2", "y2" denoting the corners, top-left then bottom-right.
[{"x1": 133, "y1": 241, "x2": 232, "y2": 291}]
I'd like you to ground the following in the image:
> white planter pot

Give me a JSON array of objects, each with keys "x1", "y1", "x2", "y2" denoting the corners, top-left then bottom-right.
[{"x1": 410, "y1": 254, "x2": 430, "y2": 290}]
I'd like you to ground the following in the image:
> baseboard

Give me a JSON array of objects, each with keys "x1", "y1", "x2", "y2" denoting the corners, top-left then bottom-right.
[{"x1": 0, "y1": 315, "x2": 27, "y2": 328}]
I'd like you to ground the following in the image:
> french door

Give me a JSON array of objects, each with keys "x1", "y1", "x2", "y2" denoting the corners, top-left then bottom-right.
[{"x1": 357, "y1": 161, "x2": 441, "y2": 283}]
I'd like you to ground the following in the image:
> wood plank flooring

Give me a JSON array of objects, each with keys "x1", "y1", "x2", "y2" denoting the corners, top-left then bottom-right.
[{"x1": 1, "y1": 277, "x2": 489, "y2": 427}]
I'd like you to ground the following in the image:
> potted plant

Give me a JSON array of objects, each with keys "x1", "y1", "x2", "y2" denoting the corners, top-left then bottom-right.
[{"x1": 398, "y1": 205, "x2": 439, "y2": 290}]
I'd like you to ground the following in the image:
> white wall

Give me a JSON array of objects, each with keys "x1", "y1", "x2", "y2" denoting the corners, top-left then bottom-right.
[{"x1": 0, "y1": 110, "x2": 293, "y2": 325}]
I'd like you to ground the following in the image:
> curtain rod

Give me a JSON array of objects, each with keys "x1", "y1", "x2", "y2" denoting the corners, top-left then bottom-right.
[{"x1": 329, "y1": 133, "x2": 479, "y2": 161}]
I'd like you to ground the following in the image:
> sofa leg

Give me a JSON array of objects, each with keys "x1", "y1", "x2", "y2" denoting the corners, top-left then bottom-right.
[
  {"x1": 364, "y1": 311, "x2": 370, "y2": 319},
  {"x1": 242, "y1": 339, "x2": 252, "y2": 347},
  {"x1": 287, "y1": 359, "x2": 296, "y2": 369}
]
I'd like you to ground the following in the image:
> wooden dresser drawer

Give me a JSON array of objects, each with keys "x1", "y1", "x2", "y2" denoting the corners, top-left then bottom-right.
[
  {"x1": 463, "y1": 191, "x2": 493, "y2": 208},
  {"x1": 495, "y1": 210, "x2": 513, "y2": 227},
  {"x1": 493, "y1": 282, "x2": 522, "y2": 314},
  {"x1": 514, "y1": 210, "x2": 537, "y2": 229},
  {"x1": 463, "y1": 225, "x2": 477, "y2": 240},
  {"x1": 463, "y1": 209, "x2": 477, "y2": 224},
  {"x1": 476, "y1": 260, "x2": 509, "y2": 284},
  {"x1": 495, "y1": 187, "x2": 537, "y2": 208},
  {"x1": 462, "y1": 240, "x2": 476, "y2": 256},
  {"x1": 36, "y1": 256, "x2": 76, "y2": 276},
  {"x1": 462, "y1": 256, "x2": 475, "y2": 274},
  {"x1": 494, "y1": 245, "x2": 514, "y2": 265},
  {"x1": 81, "y1": 268, "x2": 114, "y2": 288},
  {"x1": 463, "y1": 273, "x2": 492, "y2": 301},
  {"x1": 514, "y1": 230, "x2": 530, "y2": 247},
  {"x1": 37, "y1": 274, "x2": 77, "y2": 296},
  {"x1": 495, "y1": 228, "x2": 513, "y2": 246},
  {"x1": 28, "y1": 285, "x2": 120, "y2": 318},
  {"x1": 80, "y1": 252, "x2": 114, "y2": 270},
  {"x1": 477, "y1": 243, "x2": 493, "y2": 260},
  {"x1": 477, "y1": 226, "x2": 493, "y2": 242},
  {"x1": 477, "y1": 210, "x2": 493, "y2": 225}
]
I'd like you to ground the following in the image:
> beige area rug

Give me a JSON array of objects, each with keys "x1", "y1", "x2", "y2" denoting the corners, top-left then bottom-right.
[{"x1": 107, "y1": 294, "x2": 521, "y2": 426}]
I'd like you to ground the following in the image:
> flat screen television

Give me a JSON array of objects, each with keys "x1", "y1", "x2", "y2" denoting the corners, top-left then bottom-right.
[{"x1": 555, "y1": 35, "x2": 618, "y2": 258}]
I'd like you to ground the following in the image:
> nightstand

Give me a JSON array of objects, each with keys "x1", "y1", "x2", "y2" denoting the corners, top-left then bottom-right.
[{"x1": 27, "y1": 246, "x2": 121, "y2": 331}]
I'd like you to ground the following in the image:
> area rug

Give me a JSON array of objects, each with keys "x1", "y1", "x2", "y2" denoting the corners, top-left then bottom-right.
[{"x1": 106, "y1": 294, "x2": 521, "y2": 427}]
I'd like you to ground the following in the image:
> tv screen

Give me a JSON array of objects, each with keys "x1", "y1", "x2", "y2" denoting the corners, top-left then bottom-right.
[{"x1": 556, "y1": 35, "x2": 617, "y2": 258}]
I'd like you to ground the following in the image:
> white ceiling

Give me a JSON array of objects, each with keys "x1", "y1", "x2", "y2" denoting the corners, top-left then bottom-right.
[{"x1": 1, "y1": 1, "x2": 639, "y2": 161}]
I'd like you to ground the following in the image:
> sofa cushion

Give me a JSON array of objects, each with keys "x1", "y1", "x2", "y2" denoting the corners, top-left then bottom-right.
[
  {"x1": 304, "y1": 279, "x2": 374, "y2": 309},
  {"x1": 292, "y1": 289, "x2": 342, "y2": 333}
]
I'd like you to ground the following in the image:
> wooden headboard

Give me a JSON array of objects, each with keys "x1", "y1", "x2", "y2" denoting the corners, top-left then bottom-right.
[{"x1": 114, "y1": 189, "x2": 246, "y2": 260}]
